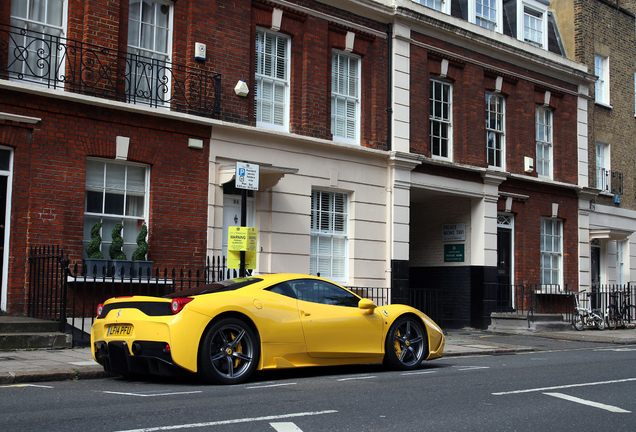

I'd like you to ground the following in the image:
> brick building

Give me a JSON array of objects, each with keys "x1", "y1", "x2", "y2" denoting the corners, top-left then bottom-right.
[
  {"x1": 552, "y1": 0, "x2": 636, "y2": 292},
  {"x1": 0, "y1": 0, "x2": 596, "y2": 328}
]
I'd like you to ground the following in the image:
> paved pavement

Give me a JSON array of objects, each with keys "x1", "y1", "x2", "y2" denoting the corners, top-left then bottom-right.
[{"x1": 1, "y1": 328, "x2": 635, "y2": 384}]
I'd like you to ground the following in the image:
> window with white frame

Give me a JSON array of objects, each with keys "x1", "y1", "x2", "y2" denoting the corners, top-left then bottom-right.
[
  {"x1": 536, "y1": 106, "x2": 552, "y2": 178},
  {"x1": 594, "y1": 54, "x2": 609, "y2": 105},
  {"x1": 430, "y1": 79, "x2": 452, "y2": 159},
  {"x1": 475, "y1": 0, "x2": 498, "y2": 30},
  {"x1": 486, "y1": 93, "x2": 505, "y2": 168},
  {"x1": 331, "y1": 51, "x2": 360, "y2": 144},
  {"x1": 522, "y1": 6, "x2": 545, "y2": 47},
  {"x1": 127, "y1": 0, "x2": 173, "y2": 107},
  {"x1": 413, "y1": 0, "x2": 443, "y2": 12},
  {"x1": 84, "y1": 160, "x2": 149, "y2": 259},
  {"x1": 9, "y1": 0, "x2": 67, "y2": 82},
  {"x1": 255, "y1": 29, "x2": 290, "y2": 131},
  {"x1": 310, "y1": 189, "x2": 348, "y2": 281},
  {"x1": 541, "y1": 218, "x2": 562, "y2": 287},
  {"x1": 616, "y1": 240, "x2": 626, "y2": 286},
  {"x1": 596, "y1": 143, "x2": 610, "y2": 192}
]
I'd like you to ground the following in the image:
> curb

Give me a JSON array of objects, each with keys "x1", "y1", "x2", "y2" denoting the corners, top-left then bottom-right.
[{"x1": 0, "y1": 366, "x2": 115, "y2": 385}]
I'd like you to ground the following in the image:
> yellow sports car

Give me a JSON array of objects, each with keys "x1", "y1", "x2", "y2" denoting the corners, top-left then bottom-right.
[{"x1": 91, "y1": 273, "x2": 445, "y2": 384}]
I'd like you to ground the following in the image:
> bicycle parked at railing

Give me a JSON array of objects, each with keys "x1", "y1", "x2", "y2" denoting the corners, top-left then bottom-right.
[
  {"x1": 606, "y1": 291, "x2": 636, "y2": 330},
  {"x1": 572, "y1": 290, "x2": 605, "y2": 331}
]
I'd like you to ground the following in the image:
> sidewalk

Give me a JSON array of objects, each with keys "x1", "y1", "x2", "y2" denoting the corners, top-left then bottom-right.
[{"x1": 1, "y1": 328, "x2": 635, "y2": 384}]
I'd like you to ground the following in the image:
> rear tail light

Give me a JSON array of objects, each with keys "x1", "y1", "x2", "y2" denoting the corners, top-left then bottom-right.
[
  {"x1": 171, "y1": 297, "x2": 193, "y2": 314},
  {"x1": 97, "y1": 303, "x2": 104, "y2": 316}
]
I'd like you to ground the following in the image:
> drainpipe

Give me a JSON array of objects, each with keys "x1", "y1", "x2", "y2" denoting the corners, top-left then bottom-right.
[{"x1": 386, "y1": 23, "x2": 393, "y2": 151}]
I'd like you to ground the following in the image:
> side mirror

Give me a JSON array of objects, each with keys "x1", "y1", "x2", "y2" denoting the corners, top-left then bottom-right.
[{"x1": 358, "y1": 298, "x2": 377, "y2": 311}]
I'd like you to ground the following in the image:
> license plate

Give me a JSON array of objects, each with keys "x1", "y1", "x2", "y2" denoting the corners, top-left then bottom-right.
[{"x1": 106, "y1": 324, "x2": 133, "y2": 337}]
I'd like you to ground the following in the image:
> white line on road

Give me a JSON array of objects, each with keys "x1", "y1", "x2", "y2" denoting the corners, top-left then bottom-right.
[
  {"x1": 270, "y1": 422, "x2": 304, "y2": 432},
  {"x1": 113, "y1": 410, "x2": 338, "y2": 432},
  {"x1": 543, "y1": 392, "x2": 631, "y2": 413},
  {"x1": 336, "y1": 375, "x2": 376, "y2": 381},
  {"x1": 245, "y1": 382, "x2": 297, "y2": 389},
  {"x1": 401, "y1": 370, "x2": 437, "y2": 376},
  {"x1": 102, "y1": 391, "x2": 203, "y2": 397},
  {"x1": 0, "y1": 383, "x2": 54, "y2": 389},
  {"x1": 453, "y1": 366, "x2": 490, "y2": 371},
  {"x1": 594, "y1": 348, "x2": 636, "y2": 352},
  {"x1": 492, "y1": 377, "x2": 636, "y2": 395}
]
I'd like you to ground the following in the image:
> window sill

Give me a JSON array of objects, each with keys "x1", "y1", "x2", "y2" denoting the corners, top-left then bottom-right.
[{"x1": 594, "y1": 101, "x2": 613, "y2": 110}]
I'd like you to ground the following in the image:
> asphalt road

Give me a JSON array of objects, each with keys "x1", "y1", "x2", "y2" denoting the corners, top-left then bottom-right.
[{"x1": 1, "y1": 336, "x2": 635, "y2": 432}]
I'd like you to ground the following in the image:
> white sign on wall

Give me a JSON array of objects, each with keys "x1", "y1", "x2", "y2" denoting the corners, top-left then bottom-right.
[
  {"x1": 442, "y1": 223, "x2": 466, "y2": 242},
  {"x1": 235, "y1": 162, "x2": 259, "y2": 191}
]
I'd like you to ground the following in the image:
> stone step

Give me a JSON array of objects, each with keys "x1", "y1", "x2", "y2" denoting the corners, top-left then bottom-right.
[
  {"x1": 488, "y1": 313, "x2": 573, "y2": 333},
  {"x1": 0, "y1": 332, "x2": 72, "y2": 350},
  {"x1": 0, "y1": 316, "x2": 72, "y2": 350}
]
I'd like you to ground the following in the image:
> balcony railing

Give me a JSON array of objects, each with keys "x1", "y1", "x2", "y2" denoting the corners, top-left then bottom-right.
[
  {"x1": 596, "y1": 168, "x2": 623, "y2": 195},
  {"x1": 0, "y1": 25, "x2": 221, "y2": 117}
]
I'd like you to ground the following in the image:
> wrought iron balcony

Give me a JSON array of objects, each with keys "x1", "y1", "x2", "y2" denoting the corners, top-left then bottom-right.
[
  {"x1": 596, "y1": 168, "x2": 623, "y2": 195},
  {"x1": 0, "y1": 25, "x2": 221, "y2": 117}
]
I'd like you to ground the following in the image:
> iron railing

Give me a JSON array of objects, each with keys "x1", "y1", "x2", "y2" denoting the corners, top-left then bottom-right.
[
  {"x1": 1, "y1": 24, "x2": 221, "y2": 117},
  {"x1": 596, "y1": 168, "x2": 623, "y2": 195}
]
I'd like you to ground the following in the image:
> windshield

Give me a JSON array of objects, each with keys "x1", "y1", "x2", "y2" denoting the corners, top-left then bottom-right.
[{"x1": 164, "y1": 277, "x2": 263, "y2": 298}]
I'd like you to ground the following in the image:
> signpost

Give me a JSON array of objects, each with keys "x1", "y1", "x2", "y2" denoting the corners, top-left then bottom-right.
[{"x1": 234, "y1": 162, "x2": 259, "y2": 276}]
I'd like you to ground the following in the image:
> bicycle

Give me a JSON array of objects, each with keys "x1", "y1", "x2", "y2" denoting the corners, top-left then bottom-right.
[
  {"x1": 572, "y1": 290, "x2": 605, "y2": 331},
  {"x1": 606, "y1": 291, "x2": 636, "y2": 330}
]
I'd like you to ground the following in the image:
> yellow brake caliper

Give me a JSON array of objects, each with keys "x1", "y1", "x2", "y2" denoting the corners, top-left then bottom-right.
[
  {"x1": 229, "y1": 331, "x2": 243, "y2": 369},
  {"x1": 393, "y1": 330, "x2": 402, "y2": 357}
]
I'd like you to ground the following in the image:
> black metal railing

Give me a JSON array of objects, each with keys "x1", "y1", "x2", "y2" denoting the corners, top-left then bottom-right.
[
  {"x1": 596, "y1": 168, "x2": 623, "y2": 195},
  {"x1": 1, "y1": 24, "x2": 221, "y2": 117},
  {"x1": 27, "y1": 245, "x2": 68, "y2": 333}
]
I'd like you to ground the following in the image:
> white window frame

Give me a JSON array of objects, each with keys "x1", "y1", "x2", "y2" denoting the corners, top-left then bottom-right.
[
  {"x1": 536, "y1": 106, "x2": 553, "y2": 178},
  {"x1": 596, "y1": 142, "x2": 610, "y2": 192},
  {"x1": 518, "y1": 0, "x2": 548, "y2": 49},
  {"x1": 412, "y1": 0, "x2": 450, "y2": 14},
  {"x1": 430, "y1": 78, "x2": 453, "y2": 160},
  {"x1": 310, "y1": 189, "x2": 348, "y2": 283},
  {"x1": 331, "y1": 51, "x2": 360, "y2": 145},
  {"x1": 616, "y1": 240, "x2": 626, "y2": 286},
  {"x1": 470, "y1": 0, "x2": 503, "y2": 32},
  {"x1": 594, "y1": 54, "x2": 610, "y2": 106},
  {"x1": 255, "y1": 29, "x2": 290, "y2": 132},
  {"x1": 541, "y1": 218, "x2": 563, "y2": 288},
  {"x1": 9, "y1": 0, "x2": 68, "y2": 84},
  {"x1": 84, "y1": 159, "x2": 150, "y2": 260},
  {"x1": 486, "y1": 93, "x2": 505, "y2": 169},
  {"x1": 127, "y1": 0, "x2": 174, "y2": 108}
]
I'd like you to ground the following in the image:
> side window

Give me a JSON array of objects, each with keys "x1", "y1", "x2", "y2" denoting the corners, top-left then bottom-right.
[
  {"x1": 269, "y1": 282, "x2": 297, "y2": 299},
  {"x1": 289, "y1": 279, "x2": 358, "y2": 307},
  {"x1": 84, "y1": 160, "x2": 149, "y2": 259}
]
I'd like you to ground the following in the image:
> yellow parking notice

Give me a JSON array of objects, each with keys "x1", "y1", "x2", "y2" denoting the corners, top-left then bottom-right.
[
  {"x1": 228, "y1": 226, "x2": 257, "y2": 251},
  {"x1": 227, "y1": 250, "x2": 256, "y2": 269}
]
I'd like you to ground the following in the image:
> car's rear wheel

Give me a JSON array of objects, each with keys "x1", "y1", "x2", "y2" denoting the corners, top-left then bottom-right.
[
  {"x1": 383, "y1": 315, "x2": 427, "y2": 371},
  {"x1": 199, "y1": 317, "x2": 260, "y2": 385}
]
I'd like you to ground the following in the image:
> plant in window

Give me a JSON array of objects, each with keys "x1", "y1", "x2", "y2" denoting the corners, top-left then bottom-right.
[
  {"x1": 87, "y1": 222, "x2": 104, "y2": 259},
  {"x1": 109, "y1": 223, "x2": 127, "y2": 260},
  {"x1": 132, "y1": 223, "x2": 148, "y2": 261}
]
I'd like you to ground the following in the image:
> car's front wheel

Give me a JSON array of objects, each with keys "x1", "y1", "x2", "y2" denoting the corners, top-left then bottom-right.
[
  {"x1": 383, "y1": 315, "x2": 427, "y2": 371},
  {"x1": 199, "y1": 317, "x2": 260, "y2": 384}
]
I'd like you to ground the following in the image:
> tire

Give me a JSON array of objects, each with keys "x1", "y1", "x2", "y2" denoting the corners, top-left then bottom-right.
[
  {"x1": 594, "y1": 313, "x2": 605, "y2": 330},
  {"x1": 383, "y1": 315, "x2": 427, "y2": 371},
  {"x1": 198, "y1": 317, "x2": 260, "y2": 385},
  {"x1": 607, "y1": 307, "x2": 619, "y2": 330},
  {"x1": 572, "y1": 310, "x2": 584, "y2": 331}
]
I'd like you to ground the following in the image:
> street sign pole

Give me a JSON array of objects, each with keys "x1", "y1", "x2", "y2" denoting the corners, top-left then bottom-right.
[
  {"x1": 235, "y1": 161, "x2": 259, "y2": 277},
  {"x1": 240, "y1": 187, "x2": 246, "y2": 277}
]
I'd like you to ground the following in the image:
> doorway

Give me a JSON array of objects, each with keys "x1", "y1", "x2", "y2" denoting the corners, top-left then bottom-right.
[{"x1": 496, "y1": 214, "x2": 514, "y2": 311}]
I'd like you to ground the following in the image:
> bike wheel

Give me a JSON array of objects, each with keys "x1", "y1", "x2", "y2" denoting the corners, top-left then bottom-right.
[
  {"x1": 607, "y1": 313, "x2": 618, "y2": 330},
  {"x1": 594, "y1": 314, "x2": 605, "y2": 330},
  {"x1": 572, "y1": 311, "x2": 584, "y2": 331}
]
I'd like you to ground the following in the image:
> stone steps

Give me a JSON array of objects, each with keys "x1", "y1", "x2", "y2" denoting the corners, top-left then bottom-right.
[
  {"x1": 0, "y1": 316, "x2": 72, "y2": 350},
  {"x1": 488, "y1": 313, "x2": 573, "y2": 333}
]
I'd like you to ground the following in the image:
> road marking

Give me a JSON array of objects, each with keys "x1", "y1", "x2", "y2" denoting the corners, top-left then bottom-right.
[
  {"x1": 493, "y1": 377, "x2": 636, "y2": 395},
  {"x1": 401, "y1": 370, "x2": 437, "y2": 376},
  {"x1": 270, "y1": 422, "x2": 304, "y2": 432},
  {"x1": 594, "y1": 348, "x2": 636, "y2": 352},
  {"x1": 337, "y1": 375, "x2": 376, "y2": 381},
  {"x1": 544, "y1": 392, "x2": 631, "y2": 413},
  {"x1": 0, "y1": 383, "x2": 54, "y2": 389},
  {"x1": 245, "y1": 383, "x2": 297, "y2": 389},
  {"x1": 453, "y1": 365, "x2": 490, "y2": 371},
  {"x1": 103, "y1": 390, "x2": 203, "y2": 397},
  {"x1": 113, "y1": 410, "x2": 338, "y2": 432}
]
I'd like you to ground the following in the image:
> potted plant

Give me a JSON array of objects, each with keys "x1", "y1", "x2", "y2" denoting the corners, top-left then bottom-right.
[
  {"x1": 131, "y1": 223, "x2": 153, "y2": 277},
  {"x1": 108, "y1": 222, "x2": 131, "y2": 277},
  {"x1": 84, "y1": 222, "x2": 108, "y2": 277}
]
